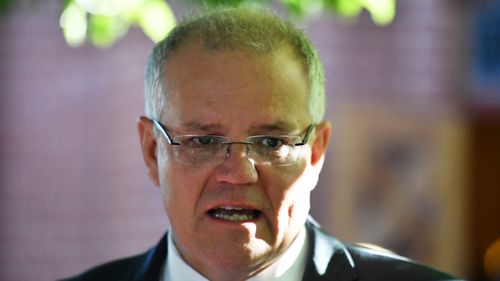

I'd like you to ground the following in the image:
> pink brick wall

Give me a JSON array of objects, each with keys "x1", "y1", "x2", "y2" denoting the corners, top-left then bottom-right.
[{"x1": 0, "y1": 2, "x2": 168, "y2": 280}]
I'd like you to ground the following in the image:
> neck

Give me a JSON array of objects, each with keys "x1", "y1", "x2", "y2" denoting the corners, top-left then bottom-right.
[
  {"x1": 183, "y1": 250, "x2": 279, "y2": 281},
  {"x1": 167, "y1": 227, "x2": 307, "y2": 281}
]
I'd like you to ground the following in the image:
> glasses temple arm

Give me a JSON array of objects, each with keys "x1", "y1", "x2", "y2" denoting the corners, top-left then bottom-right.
[
  {"x1": 151, "y1": 119, "x2": 181, "y2": 145},
  {"x1": 295, "y1": 124, "x2": 315, "y2": 146}
]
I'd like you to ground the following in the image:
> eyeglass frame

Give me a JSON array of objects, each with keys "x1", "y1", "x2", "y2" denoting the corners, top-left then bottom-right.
[{"x1": 148, "y1": 118, "x2": 315, "y2": 166}]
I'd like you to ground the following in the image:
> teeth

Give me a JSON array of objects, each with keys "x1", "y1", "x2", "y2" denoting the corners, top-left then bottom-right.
[
  {"x1": 213, "y1": 212, "x2": 254, "y2": 221},
  {"x1": 209, "y1": 207, "x2": 259, "y2": 222}
]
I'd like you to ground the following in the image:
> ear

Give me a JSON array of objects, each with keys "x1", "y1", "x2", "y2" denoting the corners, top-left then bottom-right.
[
  {"x1": 137, "y1": 116, "x2": 160, "y2": 187},
  {"x1": 310, "y1": 121, "x2": 332, "y2": 168}
]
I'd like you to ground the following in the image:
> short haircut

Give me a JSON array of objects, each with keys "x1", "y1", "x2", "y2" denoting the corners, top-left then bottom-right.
[{"x1": 144, "y1": 7, "x2": 325, "y2": 124}]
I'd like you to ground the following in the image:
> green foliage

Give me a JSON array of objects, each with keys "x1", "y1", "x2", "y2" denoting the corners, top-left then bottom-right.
[
  {"x1": 57, "y1": 0, "x2": 395, "y2": 48},
  {"x1": 191, "y1": 0, "x2": 395, "y2": 24},
  {"x1": 322, "y1": 0, "x2": 396, "y2": 24},
  {"x1": 59, "y1": 0, "x2": 176, "y2": 47},
  {"x1": 192, "y1": 0, "x2": 257, "y2": 7},
  {"x1": 0, "y1": 0, "x2": 9, "y2": 14},
  {"x1": 280, "y1": 0, "x2": 323, "y2": 16}
]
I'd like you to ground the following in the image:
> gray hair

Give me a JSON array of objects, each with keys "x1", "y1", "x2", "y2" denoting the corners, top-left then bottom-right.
[{"x1": 144, "y1": 7, "x2": 325, "y2": 124}]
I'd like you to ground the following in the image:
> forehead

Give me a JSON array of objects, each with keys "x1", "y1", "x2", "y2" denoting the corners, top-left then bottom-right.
[{"x1": 162, "y1": 43, "x2": 310, "y2": 131}]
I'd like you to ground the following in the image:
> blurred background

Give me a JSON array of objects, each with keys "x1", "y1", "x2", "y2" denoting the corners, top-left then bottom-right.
[{"x1": 0, "y1": 0, "x2": 499, "y2": 280}]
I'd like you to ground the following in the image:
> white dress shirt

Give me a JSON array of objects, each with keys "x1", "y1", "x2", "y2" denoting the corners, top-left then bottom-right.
[{"x1": 163, "y1": 227, "x2": 308, "y2": 281}]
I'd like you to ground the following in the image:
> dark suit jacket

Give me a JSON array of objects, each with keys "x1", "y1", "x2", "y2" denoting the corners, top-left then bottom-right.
[{"x1": 62, "y1": 218, "x2": 462, "y2": 281}]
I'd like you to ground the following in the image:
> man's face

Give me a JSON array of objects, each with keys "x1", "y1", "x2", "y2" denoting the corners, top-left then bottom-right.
[{"x1": 139, "y1": 42, "x2": 330, "y2": 279}]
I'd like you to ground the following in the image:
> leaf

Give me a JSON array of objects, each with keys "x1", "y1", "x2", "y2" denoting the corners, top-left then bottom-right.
[
  {"x1": 362, "y1": 0, "x2": 395, "y2": 25},
  {"x1": 88, "y1": 14, "x2": 129, "y2": 47},
  {"x1": 136, "y1": 0, "x2": 176, "y2": 42},
  {"x1": 60, "y1": 0, "x2": 88, "y2": 47}
]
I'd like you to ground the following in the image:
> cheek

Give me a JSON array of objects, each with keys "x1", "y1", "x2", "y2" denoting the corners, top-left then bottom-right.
[
  {"x1": 161, "y1": 165, "x2": 198, "y2": 207},
  {"x1": 158, "y1": 155, "x2": 214, "y2": 218},
  {"x1": 263, "y1": 160, "x2": 310, "y2": 219},
  {"x1": 156, "y1": 146, "x2": 174, "y2": 202},
  {"x1": 286, "y1": 163, "x2": 318, "y2": 214},
  {"x1": 156, "y1": 147, "x2": 197, "y2": 211},
  {"x1": 285, "y1": 179, "x2": 312, "y2": 220}
]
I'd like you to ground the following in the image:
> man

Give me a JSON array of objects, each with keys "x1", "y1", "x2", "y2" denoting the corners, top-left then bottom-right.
[{"x1": 63, "y1": 7, "x2": 461, "y2": 281}]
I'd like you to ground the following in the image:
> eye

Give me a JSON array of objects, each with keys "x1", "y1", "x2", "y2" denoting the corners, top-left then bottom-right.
[
  {"x1": 260, "y1": 137, "x2": 284, "y2": 149},
  {"x1": 192, "y1": 136, "x2": 215, "y2": 145}
]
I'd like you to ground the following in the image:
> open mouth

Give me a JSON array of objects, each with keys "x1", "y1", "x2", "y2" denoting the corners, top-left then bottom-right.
[{"x1": 208, "y1": 206, "x2": 261, "y2": 222}]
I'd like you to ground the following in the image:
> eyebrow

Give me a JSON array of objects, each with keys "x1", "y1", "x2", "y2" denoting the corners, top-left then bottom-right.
[
  {"x1": 248, "y1": 121, "x2": 298, "y2": 134},
  {"x1": 178, "y1": 121, "x2": 299, "y2": 135},
  {"x1": 180, "y1": 122, "x2": 225, "y2": 132}
]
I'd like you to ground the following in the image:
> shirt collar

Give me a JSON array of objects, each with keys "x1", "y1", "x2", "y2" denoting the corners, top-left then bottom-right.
[{"x1": 163, "y1": 227, "x2": 308, "y2": 281}]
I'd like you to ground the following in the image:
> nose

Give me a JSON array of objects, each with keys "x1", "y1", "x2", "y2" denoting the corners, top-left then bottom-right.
[{"x1": 214, "y1": 143, "x2": 258, "y2": 185}]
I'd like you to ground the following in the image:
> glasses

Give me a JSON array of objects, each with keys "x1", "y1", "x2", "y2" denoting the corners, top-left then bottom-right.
[{"x1": 150, "y1": 118, "x2": 315, "y2": 166}]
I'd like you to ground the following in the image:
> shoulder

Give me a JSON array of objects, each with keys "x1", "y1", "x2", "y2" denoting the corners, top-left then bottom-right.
[
  {"x1": 59, "y1": 234, "x2": 168, "y2": 281},
  {"x1": 59, "y1": 253, "x2": 148, "y2": 281},
  {"x1": 344, "y1": 243, "x2": 459, "y2": 281},
  {"x1": 305, "y1": 218, "x2": 463, "y2": 281}
]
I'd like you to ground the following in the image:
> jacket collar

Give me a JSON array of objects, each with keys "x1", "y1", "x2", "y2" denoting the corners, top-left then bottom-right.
[
  {"x1": 303, "y1": 217, "x2": 358, "y2": 281},
  {"x1": 133, "y1": 232, "x2": 167, "y2": 281}
]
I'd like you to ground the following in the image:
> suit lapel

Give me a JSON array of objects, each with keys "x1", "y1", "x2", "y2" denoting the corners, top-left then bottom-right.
[
  {"x1": 302, "y1": 218, "x2": 358, "y2": 281},
  {"x1": 132, "y1": 233, "x2": 168, "y2": 281}
]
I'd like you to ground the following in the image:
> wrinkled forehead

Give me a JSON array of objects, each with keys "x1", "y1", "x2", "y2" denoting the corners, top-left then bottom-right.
[
  {"x1": 162, "y1": 36, "x2": 308, "y2": 78},
  {"x1": 163, "y1": 40, "x2": 308, "y2": 94},
  {"x1": 160, "y1": 42, "x2": 311, "y2": 130}
]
